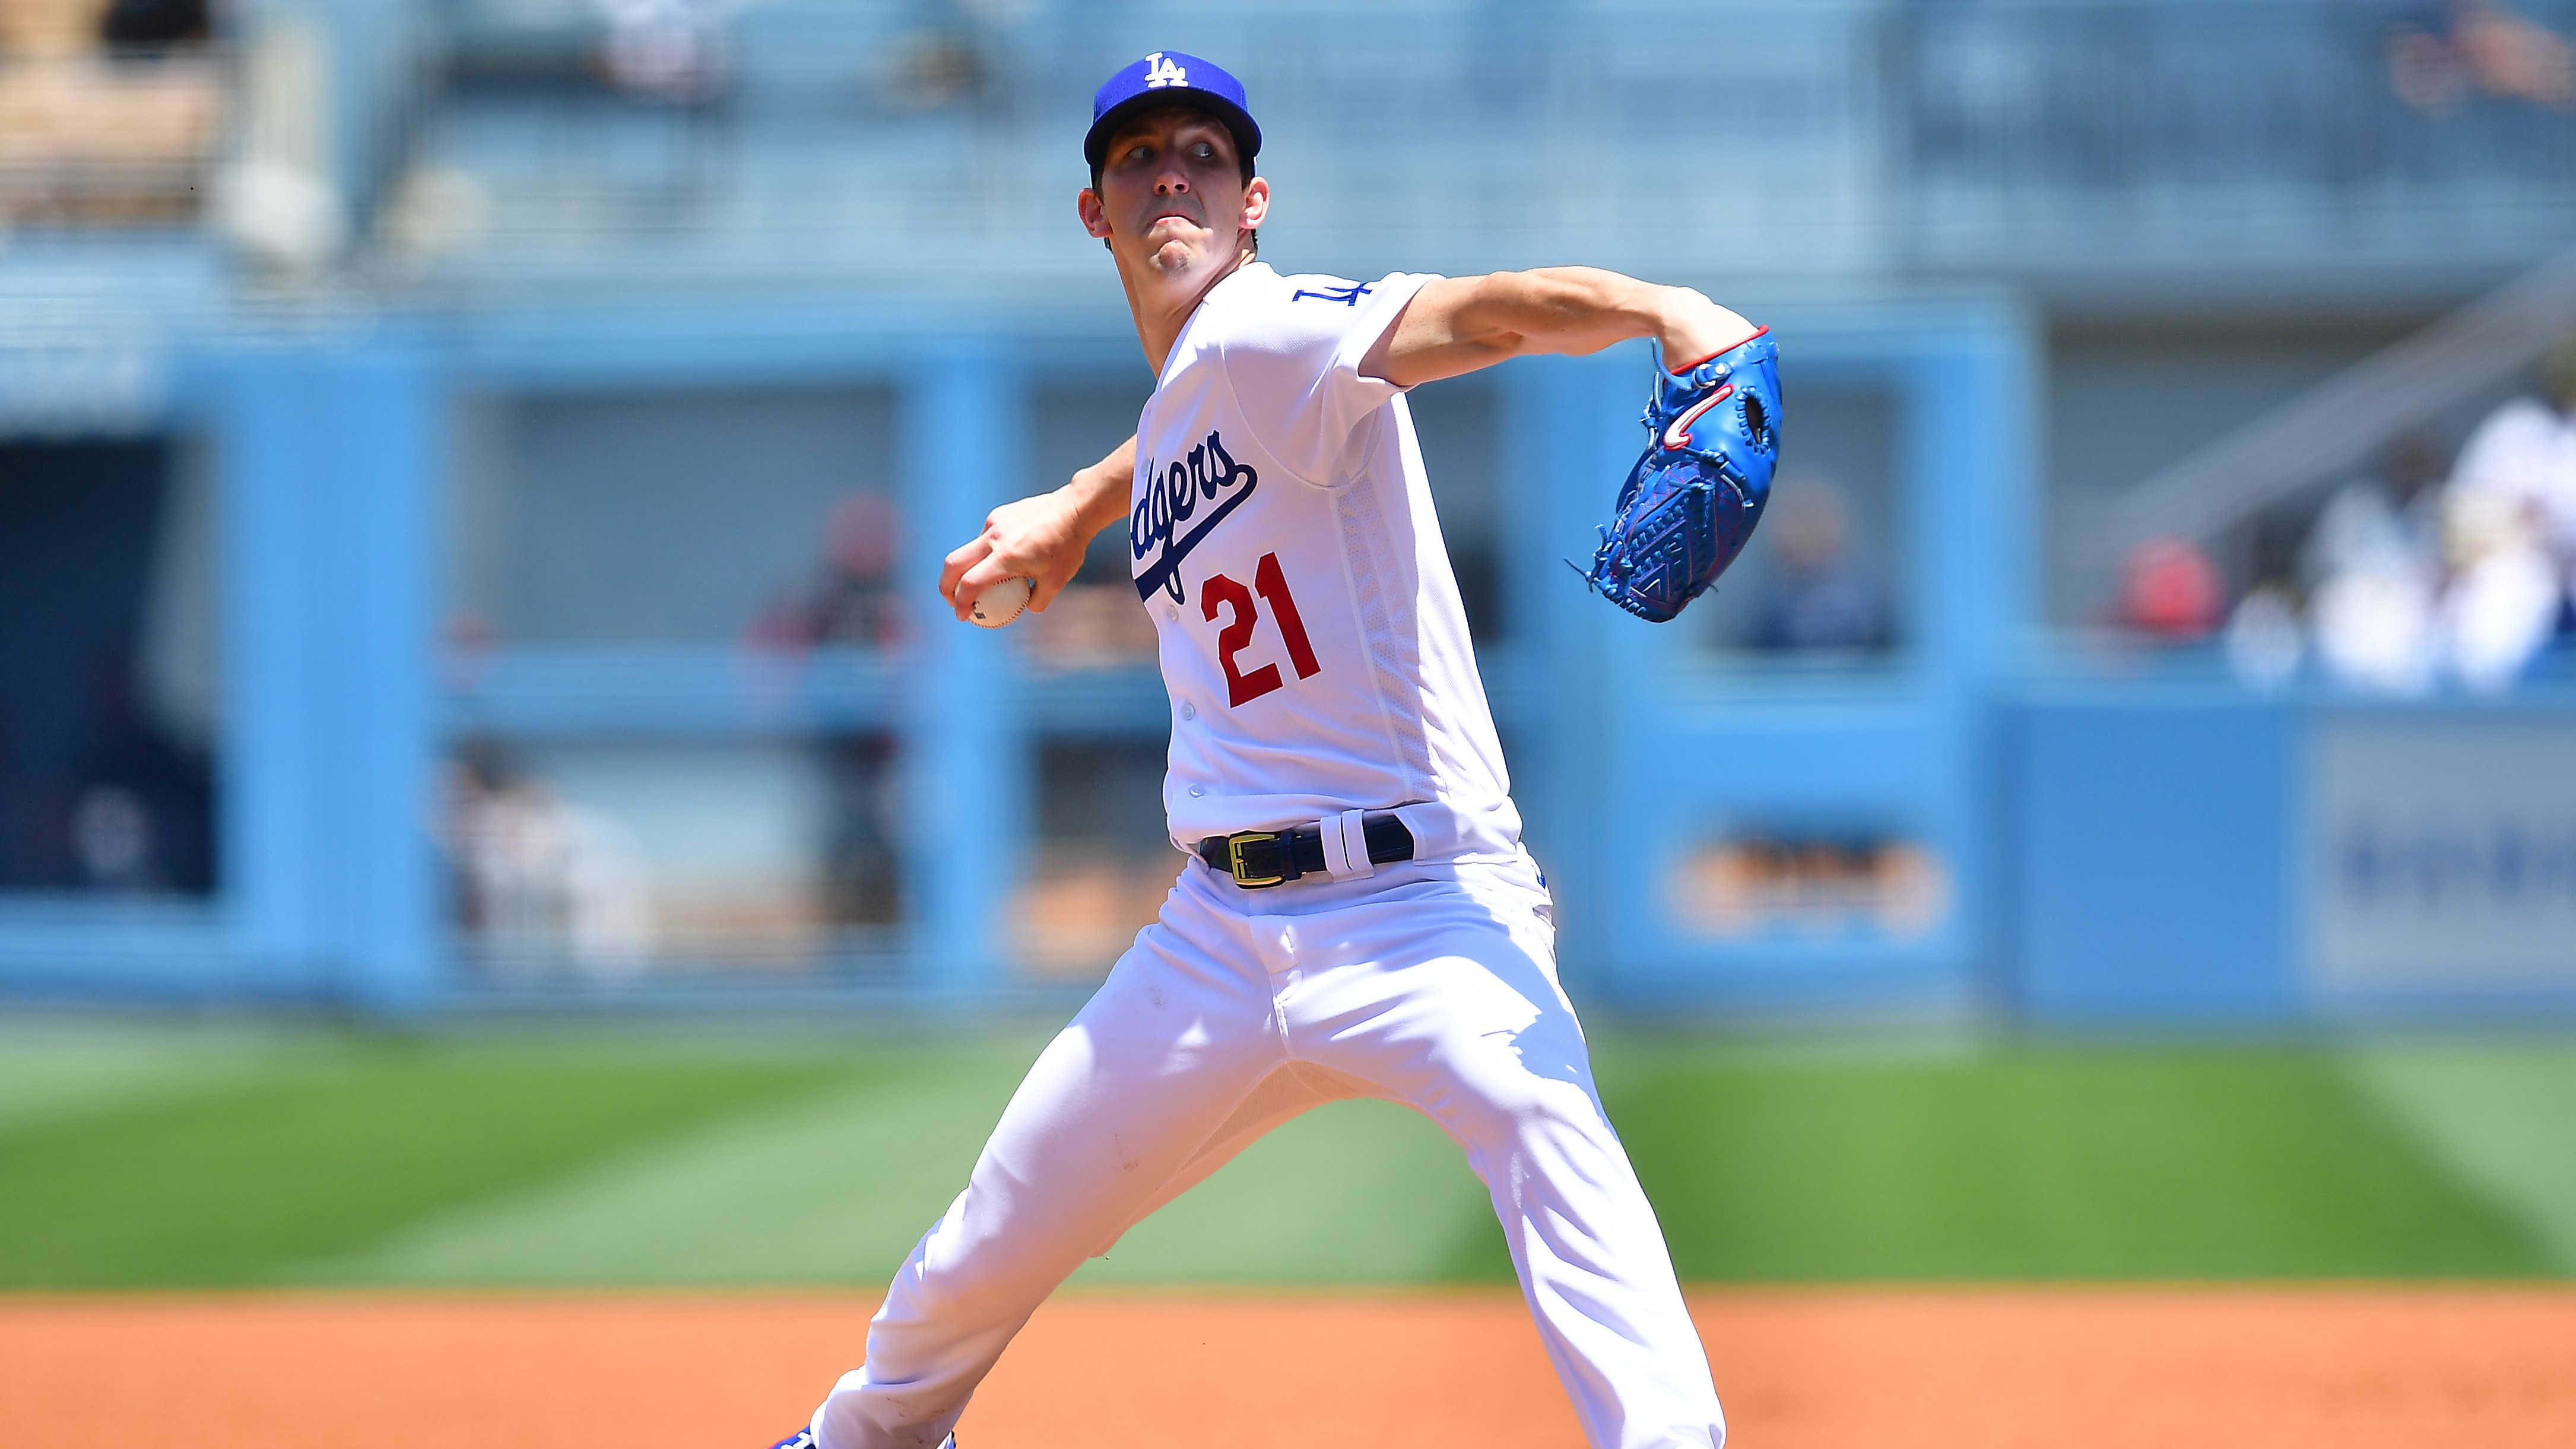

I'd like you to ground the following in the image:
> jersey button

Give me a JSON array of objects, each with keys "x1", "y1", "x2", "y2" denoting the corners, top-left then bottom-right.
[
  {"x1": 1165, "y1": 604, "x2": 1179, "y2": 622},
  {"x1": 1188, "y1": 784, "x2": 1205, "y2": 797},
  {"x1": 1181, "y1": 702, "x2": 1197, "y2": 721}
]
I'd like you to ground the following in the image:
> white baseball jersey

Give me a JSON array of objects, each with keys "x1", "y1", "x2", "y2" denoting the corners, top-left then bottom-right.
[
  {"x1": 1127, "y1": 261, "x2": 1522, "y2": 859},
  {"x1": 807, "y1": 263, "x2": 1728, "y2": 1449}
]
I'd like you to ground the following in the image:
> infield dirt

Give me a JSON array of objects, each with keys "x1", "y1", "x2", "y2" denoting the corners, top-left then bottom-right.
[{"x1": 5, "y1": 1288, "x2": 2571, "y2": 1447}]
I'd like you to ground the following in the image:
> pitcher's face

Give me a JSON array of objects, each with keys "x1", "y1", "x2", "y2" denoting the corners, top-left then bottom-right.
[{"x1": 1081, "y1": 109, "x2": 1265, "y2": 289}]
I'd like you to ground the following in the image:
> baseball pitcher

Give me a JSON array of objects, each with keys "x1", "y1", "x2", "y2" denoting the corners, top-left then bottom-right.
[{"x1": 767, "y1": 49, "x2": 1778, "y2": 1449}]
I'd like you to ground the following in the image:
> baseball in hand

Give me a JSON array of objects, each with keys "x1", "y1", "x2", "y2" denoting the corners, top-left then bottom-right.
[{"x1": 968, "y1": 575, "x2": 1036, "y2": 628}]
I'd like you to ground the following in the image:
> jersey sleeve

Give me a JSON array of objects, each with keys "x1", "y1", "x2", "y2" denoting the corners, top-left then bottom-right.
[{"x1": 1217, "y1": 271, "x2": 1440, "y2": 484}]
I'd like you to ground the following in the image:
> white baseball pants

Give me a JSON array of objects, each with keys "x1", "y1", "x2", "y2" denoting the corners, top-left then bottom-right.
[{"x1": 810, "y1": 851, "x2": 1724, "y2": 1449}]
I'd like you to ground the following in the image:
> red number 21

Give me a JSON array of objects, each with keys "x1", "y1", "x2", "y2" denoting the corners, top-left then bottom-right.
[{"x1": 1201, "y1": 552, "x2": 1323, "y2": 707}]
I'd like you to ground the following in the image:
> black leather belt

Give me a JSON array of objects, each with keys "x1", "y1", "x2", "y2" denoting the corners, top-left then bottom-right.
[{"x1": 1194, "y1": 813, "x2": 1416, "y2": 889}]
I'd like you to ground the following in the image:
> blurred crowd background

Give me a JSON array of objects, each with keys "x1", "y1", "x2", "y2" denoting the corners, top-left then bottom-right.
[{"x1": 2, "y1": 0, "x2": 2574, "y2": 1021}]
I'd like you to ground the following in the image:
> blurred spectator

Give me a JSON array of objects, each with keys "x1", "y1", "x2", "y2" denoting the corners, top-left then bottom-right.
[
  {"x1": 2224, "y1": 584, "x2": 2305, "y2": 690},
  {"x1": 2434, "y1": 340, "x2": 2576, "y2": 689},
  {"x1": 2448, "y1": 338, "x2": 2576, "y2": 576},
  {"x1": 1746, "y1": 478, "x2": 1893, "y2": 654},
  {"x1": 741, "y1": 482, "x2": 909, "y2": 915},
  {"x1": 2300, "y1": 432, "x2": 2448, "y2": 594},
  {"x1": 594, "y1": 0, "x2": 734, "y2": 103},
  {"x1": 880, "y1": 29, "x2": 984, "y2": 113},
  {"x1": 445, "y1": 746, "x2": 656, "y2": 979},
  {"x1": 747, "y1": 491, "x2": 904, "y2": 651},
  {"x1": 2388, "y1": 1, "x2": 2576, "y2": 112},
  {"x1": 875, "y1": 0, "x2": 1005, "y2": 113},
  {"x1": 821, "y1": 735, "x2": 903, "y2": 929},
  {"x1": 2311, "y1": 554, "x2": 2441, "y2": 694},
  {"x1": 71, "y1": 785, "x2": 156, "y2": 890},
  {"x1": 2295, "y1": 434, "x2": 2446, "y2": 693},
  {"x1": 62, "y1": 644, "x2": 215, "y2": 895},
  {"x1": 2116, "y1": 536, "x2": 2225, "y2": 641},
  {"x1": 2438, "y1": 486, "x2": 2561, "y2": 689},
  {"x1": 2270, "y1": 352, "x2": 2576, "y2": 695}
]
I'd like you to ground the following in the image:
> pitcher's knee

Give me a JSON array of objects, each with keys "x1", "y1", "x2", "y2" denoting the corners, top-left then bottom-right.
[{"x1": 1436, "y1": 1056, "x2": 1606, "y2": 1156}]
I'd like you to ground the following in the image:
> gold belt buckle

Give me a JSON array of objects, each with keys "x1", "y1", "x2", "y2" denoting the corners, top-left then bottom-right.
[{"x1": 1225, "y1": 830, "x2": 1286, "y2": 888}]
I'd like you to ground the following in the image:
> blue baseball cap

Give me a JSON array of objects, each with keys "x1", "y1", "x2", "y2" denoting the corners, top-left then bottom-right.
[{"x1": 1083, "y1": 51, "x2": 1261, "y2": 175}]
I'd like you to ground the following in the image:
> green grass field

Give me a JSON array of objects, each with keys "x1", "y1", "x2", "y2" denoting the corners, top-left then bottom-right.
[{"x1": 1, "y1": 1020, "x2": 2569, "y2": 1289}]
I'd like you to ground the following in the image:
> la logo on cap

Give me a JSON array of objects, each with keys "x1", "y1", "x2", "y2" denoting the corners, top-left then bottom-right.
[{"x1": 1083, "y1": 50, "x2": 1258, "y2": 171}]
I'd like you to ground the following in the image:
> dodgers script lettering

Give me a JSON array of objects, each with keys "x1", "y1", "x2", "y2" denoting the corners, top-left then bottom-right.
[{"x1": 1131, "y1": 429, "x2": 1258, "y2": 603}]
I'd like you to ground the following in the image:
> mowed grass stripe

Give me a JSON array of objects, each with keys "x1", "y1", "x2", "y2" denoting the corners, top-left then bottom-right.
[
  {"x1": 2345, "y1": 1042, "x2": 2576, "y2": 1274},
  {"x1": 2, "y1": 1029, "x2": 2565, "y2": 1288},
  {"x1": 0, "y1": 1025, "x2": 293, "y2": 1132},
  {"x1": 1071, "y1": 1097, "x2": 1496, "y2": 1286},
  {"x1": 315, "y1": 1051, "x2": 1494, "y2": 1288},
  {"x1": 1508, "y1": 1042, "x2": 2557, "y2": 1282},
  {"x1": 0, "y1": 1039, "x2": 874, "y2": 1288},
  {"x1": 297, "y1": 1041, "x2": 1038, "y2": 1286}
]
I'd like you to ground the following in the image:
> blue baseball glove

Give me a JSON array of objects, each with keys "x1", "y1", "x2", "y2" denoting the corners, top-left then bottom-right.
[{"x1": 1579, "y1": 327, "x2": 1780, "y2": 623}]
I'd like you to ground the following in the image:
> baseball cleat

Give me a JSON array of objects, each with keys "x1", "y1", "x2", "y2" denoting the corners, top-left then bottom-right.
[{"x1": 762, "y1": 1423, "x2": 968, "y2": 1433}]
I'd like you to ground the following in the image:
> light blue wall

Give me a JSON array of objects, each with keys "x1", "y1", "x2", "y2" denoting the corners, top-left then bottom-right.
[
  {"x1": 896, "y1": 344, "x2": 1027, "y2": 997},
  {"x1": 11, "y1": 288, "x2": 2567, "y2": 1023},
  {"x1": 101, "y1": 293, "x2": 2036, "y2": 1013},
  {"x1": 2007, "y1": 690, "x2": 2301, "y2": 1023},
  {"x1": 2004, "y1": 684, "x2": 2576, "y2": 1023},
  {"x1": 218, "y1": 339, "x2": 442, "y2": 1010}
]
